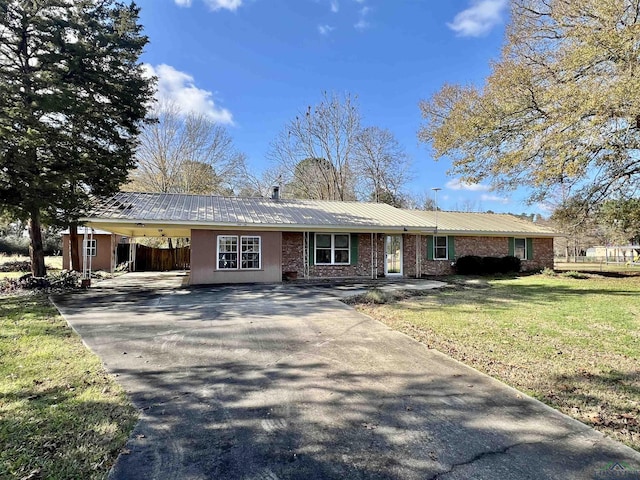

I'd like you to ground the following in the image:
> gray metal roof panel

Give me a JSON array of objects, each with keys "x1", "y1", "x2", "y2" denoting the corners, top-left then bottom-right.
[{"x1": 86, "y1": 192, "x2": 430, "y2": 229}]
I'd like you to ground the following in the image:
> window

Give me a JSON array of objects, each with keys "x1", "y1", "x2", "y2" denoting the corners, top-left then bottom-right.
[
  {"x1": 83, "y1": 239, "x2": 97, "y2": 257},
  {"x1": 241, "y1": 236, "x2": 261, "y2": 269},
  {"x1": 514, "y1": 238, "x2": 527, "y2": 260},
  {"x1": 434, "y1": 236, "x2": 448, "y2": 260},
  {"x1": 218, "y1": 236, "x2": 238, "y2": 269},
  {"x1": 217, "y1": 235, "x2": 261, "y2": 270},
  {"x1": 315, "y1": 233, "x2": 350, "y2": 265}
]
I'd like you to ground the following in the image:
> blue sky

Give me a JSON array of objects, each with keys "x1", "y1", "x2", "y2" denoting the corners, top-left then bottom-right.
[{"x1": 135, "y1": 0, "x2": 540, "y2": 214}]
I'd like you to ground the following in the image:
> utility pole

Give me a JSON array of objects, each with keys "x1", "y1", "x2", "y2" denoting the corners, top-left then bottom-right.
[{"x1": 432, "y1": 187, "x2": 441, "y2": 233}]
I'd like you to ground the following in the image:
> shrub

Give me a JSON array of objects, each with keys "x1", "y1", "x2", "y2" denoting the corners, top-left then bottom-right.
[
  {"x1": 0, "y1": 236, "x2": 30, "y2": 255},
  {"x1": 454, "y1": 255, "x2": 522, "y2": 275},
  {"x1": 501, "y1": 255, "x2": 521, "y2": 274},
  {"x1": 482, "y1": 256, "x2": 503, "y2": 274},
  {"x1": 541, "y1": 267, "x2": 556, "y2": 276},
  {"x1": 454, "y1": 255, "x2": 483, "y2": 275}
]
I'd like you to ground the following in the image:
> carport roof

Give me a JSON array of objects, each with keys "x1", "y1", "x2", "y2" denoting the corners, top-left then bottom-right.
[{"x1": 83, "y1": 192, "x2": 435, "y2": 235}]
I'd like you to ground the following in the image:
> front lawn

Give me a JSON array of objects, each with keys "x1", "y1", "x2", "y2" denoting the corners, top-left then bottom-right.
[
  {"x1": 356, "y1": 273, "x2": 640, "y2": 451},
  {"x1": 0, "y1": 294, "x2": 137, "y2": 479}
]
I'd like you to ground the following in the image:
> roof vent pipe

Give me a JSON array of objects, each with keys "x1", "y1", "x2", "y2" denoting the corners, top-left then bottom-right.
[{"x1": 271, "y1": 185, "x2": 280, "y2": 200}]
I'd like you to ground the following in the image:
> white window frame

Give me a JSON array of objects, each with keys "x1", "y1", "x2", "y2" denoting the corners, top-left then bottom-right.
[
  {"x1": 514, "y1": 237, "x2": 527, "y2": 260},
  {"x1": 83, "y1": 239, "x2": 97, "y2": 257},
  {"x1": 315, "y1": 233, "x2": 350, "y2": 265},
  {"x1": 240, "y1": 236, "x2": 262, "y2": 270},
  {"x1": 217, "y1": 235, "x2": 239, "y2": 270},
  {"x1": 217, "y1": 235, "x2": 262, "y2": 270},
  {"x1": 434, "y1": 235, "x2": 448, "y2": 260}
]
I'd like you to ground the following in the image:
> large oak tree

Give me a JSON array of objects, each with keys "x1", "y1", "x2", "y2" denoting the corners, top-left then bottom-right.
[
  {"x1": 419, "y1": 0, "x2": 640, "y2": 204},
  {"x1": 0, "y1": 0, "x2": 153, "y2": 276}
]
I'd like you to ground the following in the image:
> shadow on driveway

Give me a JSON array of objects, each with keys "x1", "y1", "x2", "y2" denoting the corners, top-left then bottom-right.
[{"x1": 52, "y1": 274, "x2": 640, "y2": 480}]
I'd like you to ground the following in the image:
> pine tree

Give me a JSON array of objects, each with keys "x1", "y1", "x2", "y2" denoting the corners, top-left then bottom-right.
[{"x1": 0, "y1": 0, "x2": 154, "y2": 276}]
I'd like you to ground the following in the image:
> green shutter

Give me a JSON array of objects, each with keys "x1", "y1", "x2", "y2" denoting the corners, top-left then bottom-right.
[
  {"x1": 350, "y1": 233, "x2": 359, "y2": 265},
  {"x1": 526, "y1": 238, "x2": 534, "y2": 260},
  {"x1": 308, "y1": 233, "x2": 315, "y2": 265},
  {"x1": 508, "y1": 237, "x2": 515, "y2": 256},
  {"x1": 426, "y1": 235, "x2": 434, "y2": 260},
  {"x1": 447, "y1": 236, "x2": 455, "y2": 260}
]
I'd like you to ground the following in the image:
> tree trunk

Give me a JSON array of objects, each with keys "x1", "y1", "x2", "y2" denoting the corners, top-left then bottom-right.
[
  {"x1": 29, "y1": 208, "x2": 46, "y2": 277},
  {"x1": 69, "y1": 222, "x2": 81, "y2": 271}
]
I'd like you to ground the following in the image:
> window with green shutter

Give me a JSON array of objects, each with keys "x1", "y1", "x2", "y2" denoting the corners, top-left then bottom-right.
[
  {"x1": 426, "y1": 235, "x2": 434, "y2": 260},
  {"x1": 308, "y1": 233, "x2": 315, "y2": 265},
  {"x1": 350, "y1": 233, "x2": 359, "y2": 265},
  {"x1": 526, "y1": 238, "x2": 534, "y2": 260},
  {"x1": 448, "y1": 236, "x2": 455, "y2": 260}
]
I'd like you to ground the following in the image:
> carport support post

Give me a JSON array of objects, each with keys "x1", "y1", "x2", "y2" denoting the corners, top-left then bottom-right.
[
  {"x1": 128, "y1": 238, "x2": 136, "y2": 272},
  {"x1": 303, "y1": 232, "x2": 309, "y2": 279}
]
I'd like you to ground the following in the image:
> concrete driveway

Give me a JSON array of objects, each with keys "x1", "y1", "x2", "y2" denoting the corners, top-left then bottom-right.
[{"x1": 53, "y1": 273, "x2": 640, "y2": 480}]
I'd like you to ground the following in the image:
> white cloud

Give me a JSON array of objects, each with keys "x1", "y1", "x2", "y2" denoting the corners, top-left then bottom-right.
[
  {"x1": 354, "y1": 5, "x2": 370, "y2": 31},
  {"x1": 354, "y1": 19, "x2": 369, "y2": 31},
  {"x1": 143, "y1": 64, "x2": 234, "y2": 124},
  {"x1": 446, "y1": 178, "x2": 491, "y2": 191},
  {"x1": 174, "y1": 0, "x2": 192, "y2": 6},
  {"x1": 204, "y1": 0, "x2": 243, "y2": 11},
  {"x1": 481, "y1": 193, "x2": 509, "y2": 203},
  {"x1": 330, "y1": 0, "x2": 339, "y2": 13},
  {"x1": 318, "y1": 24, "x2": 335, "y2": 35},
  {"x1": 447, "y1": 0, "x2": 508, "y2": 37}
]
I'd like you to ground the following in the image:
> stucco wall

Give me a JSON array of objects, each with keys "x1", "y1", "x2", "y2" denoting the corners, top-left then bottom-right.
[
  {"x1": 190, "y1": 229, "x2": 282, "y2": 285},
  {"x1": 62, "y1": 234, "x2": 118, "y2": 272}
]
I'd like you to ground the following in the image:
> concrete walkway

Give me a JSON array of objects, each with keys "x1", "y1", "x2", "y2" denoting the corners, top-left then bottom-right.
[{"x1": 53, "y1": 273, "x2": 640, "y2": 480}]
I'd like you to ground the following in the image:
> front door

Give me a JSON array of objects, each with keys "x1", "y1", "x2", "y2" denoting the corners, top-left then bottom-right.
[{"x1": 385, "y1": 235, "x2": 403, "y2": 276}]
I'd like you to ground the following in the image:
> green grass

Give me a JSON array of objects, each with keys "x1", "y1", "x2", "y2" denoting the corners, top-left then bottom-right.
[
  {"x1": 357, "y1": 274, "x2": 640, "y2": 451},
  {"x1": 0, "y1": 294, "x2": 137, "y2": 479}
]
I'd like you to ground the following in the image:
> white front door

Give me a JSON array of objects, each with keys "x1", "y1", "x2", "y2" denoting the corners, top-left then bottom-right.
[{"x1": 385, "y1": 235, "x2": 403, "y2": 276}]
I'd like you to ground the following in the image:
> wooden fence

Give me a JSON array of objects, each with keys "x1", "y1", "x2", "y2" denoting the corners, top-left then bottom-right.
[{"x1": 117, "y1": 244, "x2": 190, "y2": 271}]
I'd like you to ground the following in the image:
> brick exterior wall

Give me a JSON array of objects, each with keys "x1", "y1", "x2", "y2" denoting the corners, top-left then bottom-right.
[
  {"x1": 281, "y1": 232, "x2": 554, "y2": 279},
  {"x1": 523, "y1": 237, "x2": 554, "y2": 271},
  {"x1": 282, "y1": 232, "x2": 304, "y2": 279},
  {"x1": 419, "y1": 235, "x2": 554, "y2": 275}
]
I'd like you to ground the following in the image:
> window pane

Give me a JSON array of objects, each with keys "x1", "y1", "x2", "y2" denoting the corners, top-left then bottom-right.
[
  {"x1": 241, "y1": 253, "x2": 259, "y2": 269},
  {"x1": 514, "y1": 238, "x2": 526, "y2": 259},
  {"x1": 316, "y1": 249, "x2": 331, "y2": 264},
  {"x1": 218, "y1": 236, "x2": 238, "y2": 269},
  {"x1": 240, "y1": 236, "x2": 260, "y2": 269},
  {"x1": 435, "y1": 247, "x2": 447, "y2": 259},
  {"x1": 242, "y1": 237, "x2": 260, "y2": 252},
  {"x1": 334, "y1": 249, "x2": 349, "y2": 264},
  {"x1": 435, "y1": 236, "x2": 447, "y2": 248},
  {"x1": 316, "y1": 234, "x2": 331, "y2": 248},
  {"x1": 218, "y1": 253, "x2": 238, "y2": 269},
  {"x1": 334, "y1": 234, "x2": 349, "y2": 248}
]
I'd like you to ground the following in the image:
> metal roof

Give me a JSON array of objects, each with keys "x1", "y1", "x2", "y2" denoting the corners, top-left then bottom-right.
[
  {"x1": 84, "y1": 192, "x2": 433, "y2": 235},
  {"x1": 82, "y1": 192, "x2": 559, "y2": 238},
  {"x1": 403, "y1": 210, "x2": 558, "y2": 237}
]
